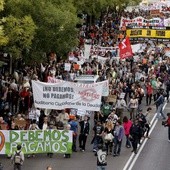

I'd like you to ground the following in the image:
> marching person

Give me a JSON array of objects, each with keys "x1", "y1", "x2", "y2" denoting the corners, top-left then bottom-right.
[
  {"x1": 115, "y1": 96, "x2": 127, "y2": 122},
  {"x1": 92, "y1": 121, "x2": 104, "y2": 152},
  {"x1": 144, "y1": 107, "x2": 152, "y2": 138},
  {"x1": 79, "y1": 115, "x2": 90, "y2": 152},
  {"x1": 165, "y1": 113, "x2": 170, "y2": 142},
  {"x1": 128, "y1": 95, "x2": 138, "y2": 121},
  {"x1": 103, "y1": 120, "x2": 114, "y2": 155},
  {"x1": 113, "y1": 120, "x2": 124, "y2": 157},
  {"x1": 123, "y1": 116, "x2": 132, "y2": 148},
  {"x1": 69, "y1": 116, "x2": 78, "y2": 152},
  {"x1": 96, "y1": 144, "x2": 107, "y2": 170},
  {"x1": 130, "y1": 119, "x2": 142, "y2": 154},
  {"x1": 11, "y1": 144, "x2": 24, "y2": 170},
  {"x1": 154, "y1": 89, "x2": 166, "y2": 120}
]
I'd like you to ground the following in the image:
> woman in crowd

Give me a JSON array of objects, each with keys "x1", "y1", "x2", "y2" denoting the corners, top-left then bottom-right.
[
  {"x1": 128, "y1": 95, "x2": 138, "y2": 120},
  {"x1": 123, "y1": 116, "x2": 132, "y2": 148},
  {"x1": 104, "y1": 120, "x2": 114, "y2": 155}
]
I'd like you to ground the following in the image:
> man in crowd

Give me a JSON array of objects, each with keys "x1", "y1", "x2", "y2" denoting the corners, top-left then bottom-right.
[{"x1": 79, "y1": 115, "x2": 90, "y2": 152}]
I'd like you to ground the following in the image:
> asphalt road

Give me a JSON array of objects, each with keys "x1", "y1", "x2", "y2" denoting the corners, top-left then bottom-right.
[
  {"x1": 0, "y1": 99, "x2": 167, "y2": 170},
  {"x1": 131, "y1": 106, "x2": 170, "y2": 170}
]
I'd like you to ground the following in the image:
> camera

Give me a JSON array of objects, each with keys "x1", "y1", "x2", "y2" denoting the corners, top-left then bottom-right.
[{"x1": 162, "y1": 121, "x2": 167, "y2": 127}]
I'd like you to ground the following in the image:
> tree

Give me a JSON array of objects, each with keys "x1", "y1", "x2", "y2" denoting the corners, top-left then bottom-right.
[
  {"x1": 3, "y1": 0, "x2": 79, "y2": 62},
  {"x1": 0, "y1": 0, "x2": 8, "y2": 46},
  {"x1": 2, "y1": 15, "x2": 37, "y2": 59},
  {"x1": 74, "y1": 0, "x2": 140, "y2": 25}
]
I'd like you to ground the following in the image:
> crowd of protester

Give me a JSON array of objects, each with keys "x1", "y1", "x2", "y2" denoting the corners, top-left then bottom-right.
[{"x1": 0, "y1": 6, "x2": 170, "y2": 168}]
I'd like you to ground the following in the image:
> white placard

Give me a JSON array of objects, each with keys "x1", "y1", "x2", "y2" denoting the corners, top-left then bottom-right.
[{"x1": 32, "y1": 80, "x2": 104, "y2": 111}]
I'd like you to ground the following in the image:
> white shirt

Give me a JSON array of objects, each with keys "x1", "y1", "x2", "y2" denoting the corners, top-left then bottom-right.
[{"x1": 42, "y1": 123, "x2": 48, "y2": 130}]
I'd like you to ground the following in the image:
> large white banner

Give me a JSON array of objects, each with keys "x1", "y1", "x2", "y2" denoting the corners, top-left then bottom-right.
[
  {"x1": 47, "y1": 77, "x2": 109, "y2": 97},
  {"x1": 90, "y1": 45, "x2": 117, "y2": 56},
  {"x1": 0, "y1": 130, "x2": 72, "y2": 154},
  {"x1": 120, "y1": 16, "x2": 164, "y2": 27},
  {"x1": 32, "y1": 80, "x2": 104, "y2": 111}
]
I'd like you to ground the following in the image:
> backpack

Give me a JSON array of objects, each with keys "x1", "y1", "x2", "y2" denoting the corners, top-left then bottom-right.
[
  {"x1": 14, "y1": 151, "x2": 21, "y2": 164},
  {"x1": 97, "y1": 150, "x2": 107, "y2": 165}
]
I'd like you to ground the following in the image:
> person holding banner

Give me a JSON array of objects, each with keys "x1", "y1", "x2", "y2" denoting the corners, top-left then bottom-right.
[
  {"x1": 69, "y1": 116, "x2": 78, "y2": 152},
  {"x1": 64, "y1": 124, "x2": 72, "y2": 158}
]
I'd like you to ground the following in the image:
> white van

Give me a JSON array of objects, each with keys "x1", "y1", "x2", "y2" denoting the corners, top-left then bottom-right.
[{"x1": 74, "y1": 75, "x2": 99, "y2": 84}]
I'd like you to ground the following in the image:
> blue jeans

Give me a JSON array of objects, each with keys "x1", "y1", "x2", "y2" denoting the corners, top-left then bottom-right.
[
  {"x1": 93, "y1": 136, "x2": 103, "y2": 150},
  {"x1": 113, "y1": 136, "x2": 122, "y2": 155},
  {"x1": 125, "y1": 135, "x2": 131, "y2": 147},
  {"x1": 97, "y1": 166, "x2": 106, "y2": 170},
  {"x1": 156, "y1": 104, "x2": 165, "y2": 119}
]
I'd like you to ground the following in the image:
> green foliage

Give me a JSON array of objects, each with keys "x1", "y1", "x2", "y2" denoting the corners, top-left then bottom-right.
[
  {"x1": 0, "y1": 0, "x2": 8, "y2": 46},
  {"x1": 0, "y1": 0, "x2": 4, "y2": 11},
  {"x1": 1, "y1": 0, "x2": 141, "y2": 62},
  {"x1": 3, "y1": 0, "x2": 79, "y2": 61},
  {"x1": 3, "y1": 15, "x2": 37, "y2": 58},
  {"x1": 75, "y1": 0, "x2": 140, "y2": 17}
]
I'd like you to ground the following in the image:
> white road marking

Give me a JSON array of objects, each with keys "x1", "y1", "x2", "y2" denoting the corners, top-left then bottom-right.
[{"x1": 123, "y1": 102, "x2": 167, "y2": 170}]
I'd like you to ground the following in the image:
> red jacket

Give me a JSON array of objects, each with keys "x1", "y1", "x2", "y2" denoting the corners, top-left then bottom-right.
[
  {"x1": 20, "y1": 89, "x2": 29, "y2": 98},
  {"x1": 146, "y1": 84, "x2": 153, "y2": 95},
  {"x1": 167, "y1": 117, "x2": 170, "y2": 126}
]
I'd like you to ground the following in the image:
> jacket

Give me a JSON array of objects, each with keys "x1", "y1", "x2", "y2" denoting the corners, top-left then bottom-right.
[
  {"x1": 79, "y1": 121, "x2": 90, "y2": 135},
  {"x1": 114, "y1": 125, "x2": 124, "y2": 141},
  {"x1": 123, "y1": 120, "x2": 132, "y2": 135},
  {"x1": 130, "y1": 124, "x2": 142, "y2": 138}
]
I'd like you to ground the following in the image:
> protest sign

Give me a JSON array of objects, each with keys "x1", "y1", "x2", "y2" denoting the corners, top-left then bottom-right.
[
  {"x1": 120, "y1": 16, "x2": 164, "y2": 27},
  {"x1": 131, "y1": 44, "x2": 143, "y2": 53},
  {"x1": 107, "y1": 95, "x2": 117, "y2": 103},
  {"x1": 13, "y1": 119, "x2": 27, "y2": 129},
  {"x1": 0, "y1": 123, "x2": 8, "y2": 130},
  {"x1": 0, "y1": 130, "x2": 72, "y2": 154},
  {"x1": 90, "y1": 45, "x2": 117, "y2": 56},
  {"x1": 126, "y1": 28, "x2": 170, "y2": 39},
  {"x1": 164, "y1": 48, "x2": 170, "y2": 57},
  {"x1": 64, "y1": 63, "x2": 71, "y2": 71},
  {"x1": 32, "y1": 80, "x2": 104, "y2": 111},
  {"x1": 76, "y1": 109, "x2": 86, "y2": 116},
  {"x1": 120, "y1": 93, "x2": 125, "y2": 99},
  {"x1": 47, "y1": 77, "x2": 109, "y2": 97}
]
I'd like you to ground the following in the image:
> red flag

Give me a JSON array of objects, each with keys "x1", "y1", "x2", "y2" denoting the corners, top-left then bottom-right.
[{"x1": 119, "y1": 37, "x2": 133, "y2": 59}]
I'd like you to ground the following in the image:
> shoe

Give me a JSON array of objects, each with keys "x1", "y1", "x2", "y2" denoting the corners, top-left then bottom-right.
[
  {"x1": 134, "y1": 150, "x2": 137, "y2": 154},
  {"x1": 82, "y1": 150, "x2": 85, "y2": 152},
  {"x1": 126, "y1": 145, "x2": 131, "y2": 148},
  {"x1": 113, "y1": 154, "x2": 117, "y2": 157},
  {"x1": 131, "y1": 150, "x2": 134, "y2": 152},
  {"x1": 145, "y1": 136, "x2": 150, "y2": 139},
  {"x1": 27, "y1": 155, "x2": 31, "y2": 158},
  {"x1": 93, "y1": 149, "x2": 97, "y2": 152}
]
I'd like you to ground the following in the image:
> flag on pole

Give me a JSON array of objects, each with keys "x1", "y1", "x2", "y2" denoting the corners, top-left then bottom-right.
[{"x1": 119, "y1": 37, "x2": 133, "y2": 59}]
